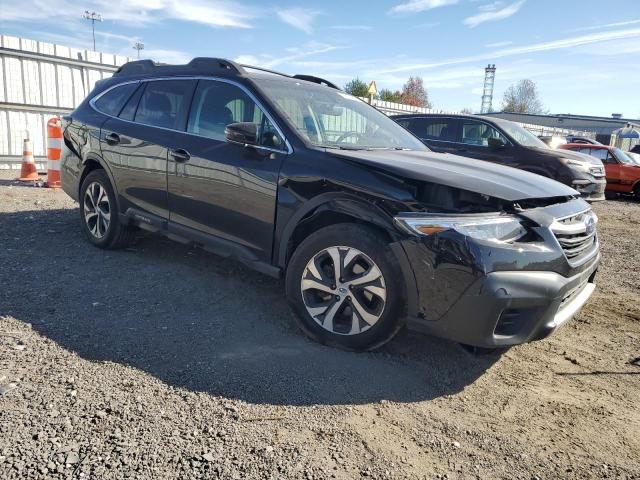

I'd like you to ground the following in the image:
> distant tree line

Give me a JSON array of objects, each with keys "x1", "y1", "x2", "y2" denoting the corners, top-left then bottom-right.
[
  {"x1": 344, "y1": 75, "x2": 546, "y2": 114},
  {"x1": 344, "y1": 76, "x2": 432, "y2": 108}
]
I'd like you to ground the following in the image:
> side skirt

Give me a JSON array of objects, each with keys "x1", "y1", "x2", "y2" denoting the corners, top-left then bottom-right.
[{"x1": 120, "y1": 208, "x2": 281, "y2": 278}]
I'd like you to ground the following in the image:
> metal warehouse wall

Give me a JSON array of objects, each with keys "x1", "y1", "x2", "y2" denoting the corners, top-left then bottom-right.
[{"x1": 0, "y1": 35, "x2": 129, "y2": 169}]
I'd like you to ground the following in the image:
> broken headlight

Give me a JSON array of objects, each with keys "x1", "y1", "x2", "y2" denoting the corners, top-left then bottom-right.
[{"x1": 395, "y1": 214, "x2": 527, "y2": 243}]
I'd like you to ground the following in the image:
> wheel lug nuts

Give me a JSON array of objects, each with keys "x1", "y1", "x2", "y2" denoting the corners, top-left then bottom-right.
[
  {"x1": 331, "y1": 285, "x2": 336, "y2": 290},
  {"x1": 335, "y1": 295, "x2": 341, "y2": 300}
]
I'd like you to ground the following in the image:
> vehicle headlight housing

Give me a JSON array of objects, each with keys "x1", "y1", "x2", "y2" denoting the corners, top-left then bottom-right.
[
  {"x1": 395, "y1": 214, "x2": 527, "y2": 243},
  {"x1": 561, "y1": 158, "x2": 591, "y2": 173}
]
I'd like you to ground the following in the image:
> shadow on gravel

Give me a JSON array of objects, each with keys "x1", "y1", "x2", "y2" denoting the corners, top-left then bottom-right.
[{"x1": 0, "y1": 208, "x2": 500, "y2": 406}]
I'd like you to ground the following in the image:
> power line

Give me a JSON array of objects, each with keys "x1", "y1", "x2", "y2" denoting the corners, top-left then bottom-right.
[{"x1": 82, "y1": 11, "x2": 103, "y2": 52}]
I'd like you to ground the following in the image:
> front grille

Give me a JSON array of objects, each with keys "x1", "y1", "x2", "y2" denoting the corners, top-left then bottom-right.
[{"x1": 550, "y1": 210, "x2": 598, "y2": 264}]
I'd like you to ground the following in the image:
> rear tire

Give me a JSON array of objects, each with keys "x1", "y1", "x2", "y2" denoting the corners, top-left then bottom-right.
[
  {"x1": 79, "y1": 169, "x2": 134, "y2": 249},
  {"x1": 285, "y1": 224, "x2": 407, "y2": 351}
]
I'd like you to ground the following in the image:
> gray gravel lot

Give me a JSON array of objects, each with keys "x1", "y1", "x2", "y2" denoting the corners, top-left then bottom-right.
[{"x1": 1, "y1": 175, "x2": 639, "y2": 479}]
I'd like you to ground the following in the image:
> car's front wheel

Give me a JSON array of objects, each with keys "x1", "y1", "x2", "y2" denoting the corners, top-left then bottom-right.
[
  {"x1": 285, "y1": 224, "x2": 407, "y2": 351},
  {"x1": 79, "y1": 169, "x2": 134, "y2": 249}
]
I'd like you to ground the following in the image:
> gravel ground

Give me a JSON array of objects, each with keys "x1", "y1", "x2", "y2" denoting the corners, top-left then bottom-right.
[{"x1": 1, "y1": 174, "x2": 639, "y2": 479}]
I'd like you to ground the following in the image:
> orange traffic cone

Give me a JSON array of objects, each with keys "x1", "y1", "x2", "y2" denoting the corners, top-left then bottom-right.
[
  {"x1": 18, "y1": 138, "x2": 40, "y2": 182},
  {"x1": 45, "y1": 118, "x2": 62, "y2": 188}
]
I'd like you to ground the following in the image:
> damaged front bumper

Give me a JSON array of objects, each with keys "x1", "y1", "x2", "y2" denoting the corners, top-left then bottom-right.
[{"x1": 406, "y1": 253, "x2": 599, "y2": 347}]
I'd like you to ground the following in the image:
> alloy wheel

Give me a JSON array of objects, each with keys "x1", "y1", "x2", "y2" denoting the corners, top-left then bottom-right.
[
  {"x1": 300, "y1": 246, "x2": 386, "y2": 336},
  {"x1": 84, "y1": 182, "x2": 111, "y2": 239}
]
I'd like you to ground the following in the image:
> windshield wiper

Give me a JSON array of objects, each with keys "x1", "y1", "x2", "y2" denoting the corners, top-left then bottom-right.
[{"x1": 322, "y1": 144, "x2": 367, "y2": 151}]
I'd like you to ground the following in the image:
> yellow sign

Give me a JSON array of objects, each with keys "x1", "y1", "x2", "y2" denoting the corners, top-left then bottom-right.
[{"x1": 367, "y1": 81, "x2": 377, "y2": 95}]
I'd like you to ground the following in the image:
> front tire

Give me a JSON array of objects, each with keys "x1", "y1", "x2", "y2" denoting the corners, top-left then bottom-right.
[
  {"x1": 79, "y1": 169, "x2": 134, "y2": 249},
  {"x1": 285, "y1": 224, "x2": 407, "y2": 351}
]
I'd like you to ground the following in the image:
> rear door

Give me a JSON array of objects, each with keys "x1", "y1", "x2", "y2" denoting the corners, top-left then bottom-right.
[
  {"x1": 100, "y1": 79, "x2": 196, "y2": 221},
  {"x1": 397, "y1": 116, "x2": 460, "y2": 154},
  {"x1": 167, "y1": 79, "x2": 288, "y2": 262}
]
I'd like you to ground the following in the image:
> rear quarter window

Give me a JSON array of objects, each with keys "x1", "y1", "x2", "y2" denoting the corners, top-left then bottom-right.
[{"x1": 93, "y1": 83, "x2": 138, "y2": 116}]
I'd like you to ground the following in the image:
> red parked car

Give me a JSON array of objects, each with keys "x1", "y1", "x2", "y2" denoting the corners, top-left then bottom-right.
[{"x1": 560, "y1": 144, "x2": 640, "y2": 199}]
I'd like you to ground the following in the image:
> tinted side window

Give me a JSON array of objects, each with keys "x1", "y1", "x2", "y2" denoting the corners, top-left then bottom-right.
[
  {"x1": 118, "y1": 84, "x2": 145, "y2": 121},
  {"x1": 407, "y1": 118, "x2": 457, "y2": 142},
  {"x1": 187, "y1": 80, "x2": 284, "y2": 149},
  {"x1": 604, "y1": 151, "x2": 616, "y2": 164},
  {"x1": 577, "y1": 147, "x2": 594, "y2": 156},
  {"x1": 461, "y1": 120, "x2": 506, "y2": 146},
  {"x1": 94, "y1": 83, "x2": 138, "y2": 116},
  {"x1": 134, "y1": 80, "x2": 195, "y2": 130}
]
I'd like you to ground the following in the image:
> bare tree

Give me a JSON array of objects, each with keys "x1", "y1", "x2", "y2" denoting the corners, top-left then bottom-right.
[
  {"x1": 460, "y1": 107, "x2": 474, "y2": 114},
  {"x1": 502, "y1": 79, "x2": 544, "y2": 114},
  {"x1": 401, "y1": 77, "x2": 432, "y2": 108}
]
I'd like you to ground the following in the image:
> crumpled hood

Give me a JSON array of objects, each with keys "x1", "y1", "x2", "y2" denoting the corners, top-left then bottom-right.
[{"x1": 329, "y1": 149, "x2": 578, "y2": 202}]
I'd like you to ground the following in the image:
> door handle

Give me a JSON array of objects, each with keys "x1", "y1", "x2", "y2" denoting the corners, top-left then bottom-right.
[
  {"x1": 170, "y1": 148, "x2": 191, "y2": 162},
  {"x1": 105, "y1": 132, "x2": 120, "y2": 145}
]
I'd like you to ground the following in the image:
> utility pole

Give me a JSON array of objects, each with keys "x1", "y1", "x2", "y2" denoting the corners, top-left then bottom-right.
[
  {"x1": 480, "y1": 64, "x2": 496, "y2": 114},
  {"x1": 82, "y1": 11, "x2": 103, "y2": 51},
  {"x1": 133, "y1": 42, "x2": 145, "y2": 59}
]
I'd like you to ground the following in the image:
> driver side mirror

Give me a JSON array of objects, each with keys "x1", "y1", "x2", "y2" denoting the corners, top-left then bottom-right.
[
  {"x1": 488, "y1": 137, "x2": 506, "y2": 150},
  {"x1": 225, "y1": 122, "x2": 258, "y2": 147}
]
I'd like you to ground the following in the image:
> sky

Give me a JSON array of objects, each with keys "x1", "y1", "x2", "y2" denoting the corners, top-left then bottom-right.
[{"x1": 1, "y1": 0, "x2": 639, "y2": 118}]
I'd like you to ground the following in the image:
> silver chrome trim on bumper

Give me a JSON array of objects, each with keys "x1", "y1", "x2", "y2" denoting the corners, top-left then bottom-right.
[{"x1": 548, "y1": 282, "x2": 596, "y2": 329}]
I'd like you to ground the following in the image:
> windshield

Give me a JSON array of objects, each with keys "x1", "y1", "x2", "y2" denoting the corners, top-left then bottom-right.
[
  {"x1": 253, "y1": 77, "x2": 427, "y2": 151},
  {"x1": 613, "y1": 147, "x2": 635, "y2": 165},
  {"x1": 627, "y1": 151, "x2": 640, "y2": 165},
  {"x1": 495, "y1": 121, "x2": 549, "y2": 148}
]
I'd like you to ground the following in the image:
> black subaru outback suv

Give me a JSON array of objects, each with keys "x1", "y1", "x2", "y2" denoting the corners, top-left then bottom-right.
[{"x1": 61, "y1": 58, "x2": 600, "y2": 350}]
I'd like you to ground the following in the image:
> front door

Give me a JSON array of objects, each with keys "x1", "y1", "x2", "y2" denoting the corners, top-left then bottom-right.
[
  {"x1": 457, "y1": 119, "x2": 515, "y2": 166},
  {"x1": 167, "y1": 79, "x2": 288, "y2": 262}
]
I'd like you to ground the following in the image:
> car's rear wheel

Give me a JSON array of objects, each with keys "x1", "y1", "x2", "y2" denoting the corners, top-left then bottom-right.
[
  {"x1": 79, "y1": 169, "x2": 134, "y2": 249},
  {"x1": 285, "y1": 224, "x2": 406, "y2": 351}
]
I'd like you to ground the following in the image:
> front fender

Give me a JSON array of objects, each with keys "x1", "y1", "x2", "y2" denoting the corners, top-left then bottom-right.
[{"x1": 275, "y1": 192, "x2": 400, "y2": 268}]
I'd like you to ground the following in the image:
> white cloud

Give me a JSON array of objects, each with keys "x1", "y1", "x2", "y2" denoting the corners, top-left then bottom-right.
[
  {"x1": 478, "y1": 1, "x2": 505, "y2": 11},
  {"x1": 380, "y1": 27, "x2": 640, "y2": 74},
  {"x1": 388, "y1": 0, "x2": 458, "y2": 15},
  {"x1": 0, "y1": 0, "x2": 256, "y2": 28},
  {"x1": 142, "y1": 49, "x2": 192, "y2": 64},
  {"x1": 235, "y1": 42, "x2": 342, "y2": 69},
  {"x1": 463, "y1": 0, "x2": 525, "y2": 28},
  {"x1": 572, "y1": 18, "x2": 640, "y2": 32},
  {"x1": 276, "y1": 7, "x2": 321, "y2": 34}
]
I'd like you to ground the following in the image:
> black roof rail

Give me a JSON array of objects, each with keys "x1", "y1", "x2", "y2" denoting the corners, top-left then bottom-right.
[
  {"x1": 292, "y1": 75, "x2": 341, "y2": 90},
  {"x1": 114, "y1": 57, "x2": 245, "y2": 77}
]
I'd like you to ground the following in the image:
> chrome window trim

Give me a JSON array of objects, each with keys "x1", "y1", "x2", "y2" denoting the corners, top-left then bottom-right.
[{"x1": 89, "y1": 76, "x2": 293, "y2": 155}]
